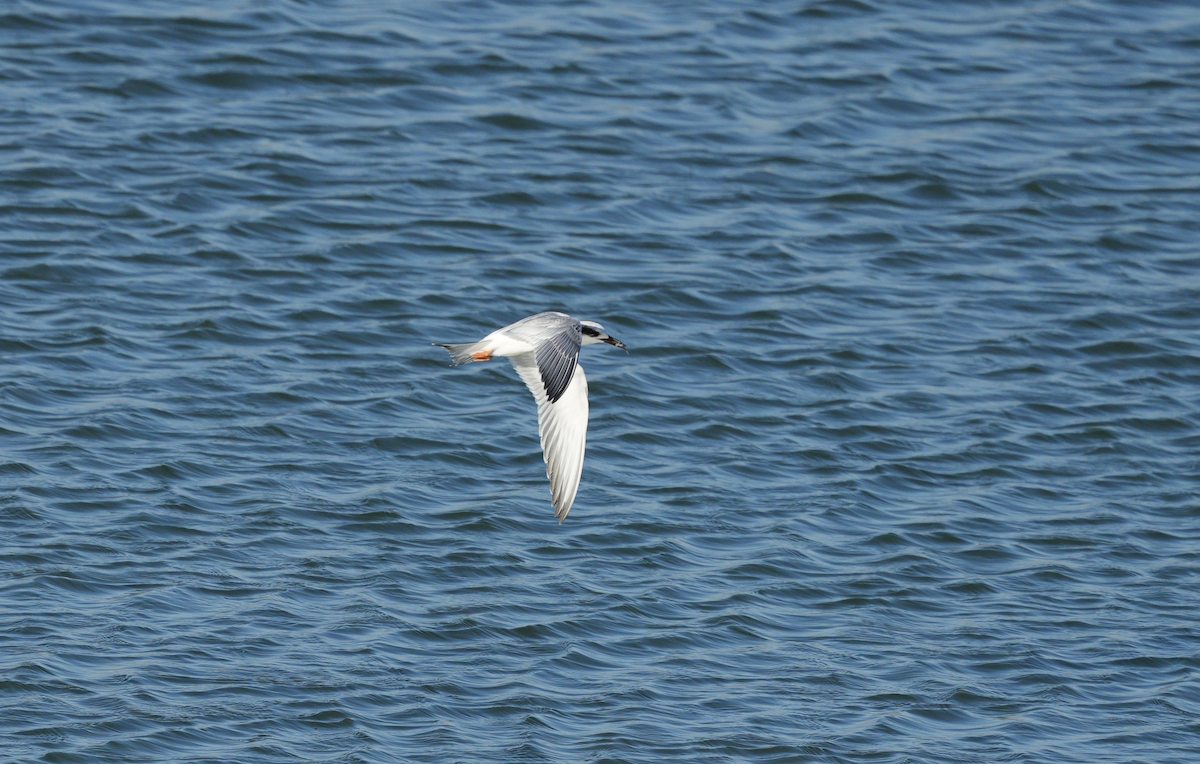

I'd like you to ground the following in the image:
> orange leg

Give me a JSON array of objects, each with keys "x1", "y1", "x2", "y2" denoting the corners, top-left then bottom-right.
[{"x1": 472, "y1": 351, "x2": 493, "y2": 362}]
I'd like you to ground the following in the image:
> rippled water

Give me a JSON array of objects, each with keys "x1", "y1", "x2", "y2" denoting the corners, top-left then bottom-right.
[{"x1": 3, "y1": 1, "x2": 1200, "y2": 762}]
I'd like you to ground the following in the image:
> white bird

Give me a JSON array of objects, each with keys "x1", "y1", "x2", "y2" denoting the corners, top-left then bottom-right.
[{"x1": 433, "y1": 311, "x2": 626, "y2": 522}]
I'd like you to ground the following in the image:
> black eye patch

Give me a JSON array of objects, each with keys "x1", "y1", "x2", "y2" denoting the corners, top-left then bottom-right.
[{"x1": 581, "y1": 326, "x2": 601, "y2": 337}]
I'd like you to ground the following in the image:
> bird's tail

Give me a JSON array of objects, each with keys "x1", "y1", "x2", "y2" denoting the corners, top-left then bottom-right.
[{"x1": 432, "y1": 341, "x2": 487, "y2": 366}]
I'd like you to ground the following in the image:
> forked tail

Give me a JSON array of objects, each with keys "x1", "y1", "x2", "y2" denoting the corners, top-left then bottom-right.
[{"x1": 432, "y1": 341, "x2": 487, "y2": 366}]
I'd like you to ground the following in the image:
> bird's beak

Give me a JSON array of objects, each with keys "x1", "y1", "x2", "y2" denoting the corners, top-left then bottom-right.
[{"x1": 603, "y1": 336, "x2": 627, "y2": 351}]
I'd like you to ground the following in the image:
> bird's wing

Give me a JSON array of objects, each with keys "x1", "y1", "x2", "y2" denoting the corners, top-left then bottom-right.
[
  {"x1": 510, "y1": 354, "x2": 589, "y2": 522},
  {"x1": 504, "y1": 313, "x2": 581, "y2": 403}
]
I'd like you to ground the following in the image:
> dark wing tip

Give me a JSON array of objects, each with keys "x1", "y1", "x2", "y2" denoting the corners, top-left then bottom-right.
[
  {"x1": 543, "y1": 359, "x2": 570, "y2": 403},
  {"x1": 536, "y1": 326, "x2": 582, "y2": 403}
]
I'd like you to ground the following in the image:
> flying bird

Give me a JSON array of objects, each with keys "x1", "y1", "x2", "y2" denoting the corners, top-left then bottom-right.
[{"x1": 433, "y1": 311, "x2": 626, "y2": 522}]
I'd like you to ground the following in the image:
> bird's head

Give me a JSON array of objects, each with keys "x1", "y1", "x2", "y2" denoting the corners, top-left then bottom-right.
[{"x1": 580, "y1": 320, "x2": 626, "y2": 350}]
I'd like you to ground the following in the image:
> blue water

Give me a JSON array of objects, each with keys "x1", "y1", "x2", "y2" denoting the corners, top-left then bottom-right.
[{"x1": 3, "y1": 1, "x2": 1200, "y2": 762}]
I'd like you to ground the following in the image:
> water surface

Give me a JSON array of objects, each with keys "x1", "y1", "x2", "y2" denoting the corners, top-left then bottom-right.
[{"x1": 3, "y1": 1, "x2": 1200, "y2": 762}]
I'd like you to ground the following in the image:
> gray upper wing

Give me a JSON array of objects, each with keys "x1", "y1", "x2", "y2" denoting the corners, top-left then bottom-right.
[{"x1": 504, "y1": 312, "x2": 582, "y2": 404}]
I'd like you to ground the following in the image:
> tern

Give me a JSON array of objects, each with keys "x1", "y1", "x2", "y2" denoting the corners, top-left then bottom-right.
[{"x1": 433, "y1": 311, "x2": 627, "y2": 522}]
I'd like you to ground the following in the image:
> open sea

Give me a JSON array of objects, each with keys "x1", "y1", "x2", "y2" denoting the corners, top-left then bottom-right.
[{"x1": 3, "y1": 1, "x2": 1200, "y2": 762}]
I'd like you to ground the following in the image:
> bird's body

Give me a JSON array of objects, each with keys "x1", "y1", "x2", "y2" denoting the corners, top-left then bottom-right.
[{"x1": 433, "y1": 312, "x2": 626, "y2": 522}]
